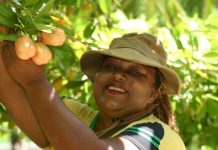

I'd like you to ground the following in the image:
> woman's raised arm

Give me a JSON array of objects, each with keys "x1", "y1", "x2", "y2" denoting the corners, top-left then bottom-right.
[{"x1": 0, "y1": 42, "x2": 49, "y2": 148}]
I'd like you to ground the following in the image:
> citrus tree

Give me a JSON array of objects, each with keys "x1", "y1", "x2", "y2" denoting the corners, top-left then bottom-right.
[{"x1": 0, "y1": 0, "x2": 218, "y2": 149}]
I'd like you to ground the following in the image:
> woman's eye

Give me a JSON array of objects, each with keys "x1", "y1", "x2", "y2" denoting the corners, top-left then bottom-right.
[
  {"x1": 128, "y1": 69, "x2": 144, "y2": 76},
  {"x1": 102, "y1": 64, "x2": 117, "y2": 70}
]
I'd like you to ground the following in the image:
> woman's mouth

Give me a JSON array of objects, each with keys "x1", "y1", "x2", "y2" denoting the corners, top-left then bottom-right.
[{"x1": 107, "y1": 86, "x2": 127, "y2": 94}]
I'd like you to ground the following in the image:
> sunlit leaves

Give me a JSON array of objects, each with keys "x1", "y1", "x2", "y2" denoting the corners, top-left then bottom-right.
[
  {"x1": 35, "y1": 0, "x2": 55, "y2": 19},
  {"x1": 97, "y1": 0, "x2": 112, "y2": 14},
  {"x1": 203, "y1": 50, "x2": 218, "y2": 60}
]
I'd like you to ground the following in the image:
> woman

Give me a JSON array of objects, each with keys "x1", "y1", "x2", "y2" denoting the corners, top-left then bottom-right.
[{"x1": 0, "y1": 32, "x2": 186, "y2": 149}]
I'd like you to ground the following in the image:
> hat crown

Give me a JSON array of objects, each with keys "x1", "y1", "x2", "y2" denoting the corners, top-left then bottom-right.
[{"x1": 109, "y1": 33, "x2": 168, "y2": 65}]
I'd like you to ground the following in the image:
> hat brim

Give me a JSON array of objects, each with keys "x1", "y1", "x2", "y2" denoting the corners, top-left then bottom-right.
[{"x1": 80, "y1": 48, "x2": 181, "y2": 95}]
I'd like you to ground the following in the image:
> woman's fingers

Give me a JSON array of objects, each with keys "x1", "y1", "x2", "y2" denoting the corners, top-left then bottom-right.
[
  {"x1": 1, "y1": 41, "x2": 16, "y2": 69},
  {"x1": 1, "y1": 41, "x2": 43, "y2": 87}
]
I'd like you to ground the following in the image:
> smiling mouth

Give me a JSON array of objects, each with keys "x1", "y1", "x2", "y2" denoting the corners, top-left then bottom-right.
[{"x1": 107, "y1": 86, "x2": 127, "y2": 94}]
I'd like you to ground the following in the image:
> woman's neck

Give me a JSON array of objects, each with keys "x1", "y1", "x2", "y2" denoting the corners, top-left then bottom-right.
[{"x1": 94, "y1": 113, "x2": 114, "y2": 133}]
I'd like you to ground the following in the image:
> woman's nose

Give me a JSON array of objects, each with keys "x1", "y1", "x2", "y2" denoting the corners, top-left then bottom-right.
[{"x1": 111, "y1": 71, "x2": 126, "y2": 81}]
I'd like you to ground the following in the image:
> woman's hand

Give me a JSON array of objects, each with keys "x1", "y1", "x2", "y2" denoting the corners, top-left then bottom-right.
[{"x1": 1, "y1": 41, "x2": 47, "y2": 88}]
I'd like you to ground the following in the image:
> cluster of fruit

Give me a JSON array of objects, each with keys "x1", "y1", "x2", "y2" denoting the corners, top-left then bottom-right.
[{"x1": 15, "y1": 27, "x2": 66, "y2": 65}]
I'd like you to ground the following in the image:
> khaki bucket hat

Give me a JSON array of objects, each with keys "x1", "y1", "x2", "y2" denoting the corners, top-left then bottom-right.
[{"x1": 80, "y1": 33, "x2": 181, "y2": 95}]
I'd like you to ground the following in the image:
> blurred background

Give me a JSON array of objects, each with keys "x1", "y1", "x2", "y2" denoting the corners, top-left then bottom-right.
[{"x1": 0, "y1": 0, "x2": 218, "y2": 149}]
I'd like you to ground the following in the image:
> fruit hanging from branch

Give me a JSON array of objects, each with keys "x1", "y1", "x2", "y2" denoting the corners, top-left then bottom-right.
[
  {"x1": 32, "y1": 42, "x2": 52, "y2": 65},
  {"x1": 41, "y1": 27, "x2": 66, "y2": 46},
  {"x1": 0, "y1": 0, "x2": 69, "y2": 65},
  {"x1": 15, "y1": 36, "x2": 36, "y2": 60}
]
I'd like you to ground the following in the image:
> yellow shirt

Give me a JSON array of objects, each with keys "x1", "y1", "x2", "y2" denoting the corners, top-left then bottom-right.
[{"x1": 45, "y1": 98, "x2": 186, "y2": 150}]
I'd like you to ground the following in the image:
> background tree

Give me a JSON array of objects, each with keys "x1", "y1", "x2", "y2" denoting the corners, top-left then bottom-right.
[{"x1": 0, "y1": 0, "x2": 218, "y2": 149}]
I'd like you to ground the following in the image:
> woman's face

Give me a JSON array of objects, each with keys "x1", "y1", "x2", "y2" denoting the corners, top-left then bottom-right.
[{"x1": 93, "y1": 57, "x2": 157, "y2": 119}]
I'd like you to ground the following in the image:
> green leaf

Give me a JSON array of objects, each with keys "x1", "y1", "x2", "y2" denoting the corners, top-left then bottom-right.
[
  {"x1": 76, "y1": 0, "x2": 83, "y2": 9},
  {"x1": 196, "y1": 103, "x2": 207, "y2": 121},
  {"x1": 49, "y1": 44, "x2": 75, "y2": 59},
  {"x1": 83, "y1": 22, "x2": 96, "y2": 38},
  {"x1": 203, "y1": 51, "x2": 218, "y2": 60},
  {"x1": 0, "y1": 3, "x2": 18, "y2": 28},
  {"x1": 26, "y1": 1, "x2": 45, "y2": 13},
  {"x1": 0, "y1": 3, "x2": 15, "y2": 17},
  {"x1": 0, "y1": 15, "x2": 15, "y2": 28},
  {"x1": 98, "y1": 0, "x2": 112, "y2": 14},
  {"x1": 0, "y1": 33, "x2": 18, "y2": 41},
  {"x1": 66, "y1": 80, "x2": 86, "y2": 89},
  {"x1": 34, "y1": 23, "x2": 55, "y2": 32},
  {"x1": 48, "y1": 44, "x2": 76, "y2": 70},
  {"x1": 207, "y1": 100, "x2": 218, "y2": 118},
  {"x1": 34, "y1": 16, "x2": 57, "y2": 32},
  {"x1": 0, "y1": 103, "x2": 6, "y2": 113},
  {"x1": 207, "y1": 95, "x2": 218, "y2": 102},
  {"x1": 36, "y1": 0, "x2": 55, "y2": 18},
  {"x1": 55, "y1": 0, "x2": 75, "y2": 5},
  {"x1": 52, "y1": 21, "x2": 74, "y2": 37},
  {"x1": 19, "y1": 0, "x2": 39, "y2": 7},
  {"x1": 16, "y1": 14, "x2": 38, "y2": 34}
]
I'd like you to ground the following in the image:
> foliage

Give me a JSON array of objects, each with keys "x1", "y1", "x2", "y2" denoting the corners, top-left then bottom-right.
[{"x1": 0, "y1": 0, "x2": 218, "y2": 149}]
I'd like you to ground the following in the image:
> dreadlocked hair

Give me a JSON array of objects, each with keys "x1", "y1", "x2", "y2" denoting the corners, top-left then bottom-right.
[{"x1": 152, "y1": 70, "x2": 179, "y2": 133}]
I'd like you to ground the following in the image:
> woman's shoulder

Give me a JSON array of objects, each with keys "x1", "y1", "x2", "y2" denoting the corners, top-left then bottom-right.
[
  {"x1": 61, "y1": 97, "x2": 98, "y2": 126},
  {"x1": 112, "y1": 114, "x2": 186, "y2": 150},
  {"x1": 149, "y1": 115, "x2": 186, "y2": 150}
]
